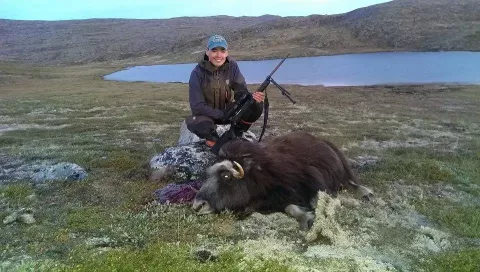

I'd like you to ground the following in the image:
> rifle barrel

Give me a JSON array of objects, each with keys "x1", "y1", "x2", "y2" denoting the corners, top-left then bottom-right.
[{"x1": 267, "y1": 54, "x2": 290, "y2": 78}]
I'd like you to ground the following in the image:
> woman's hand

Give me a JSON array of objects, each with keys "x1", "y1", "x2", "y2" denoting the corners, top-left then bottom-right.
[{"x1": 252, "y1": 92, "x2": 265, "y2": 103}]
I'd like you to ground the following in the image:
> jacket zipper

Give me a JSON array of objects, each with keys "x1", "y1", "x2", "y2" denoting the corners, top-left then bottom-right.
[{"x1": 214, "y1": 70, "x2": 220, "y2": 109}]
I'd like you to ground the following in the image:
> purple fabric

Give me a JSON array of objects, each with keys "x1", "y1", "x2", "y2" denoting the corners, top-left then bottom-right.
[{"x1": 154, "y1": 180, "x2": 203, "y2": 204}]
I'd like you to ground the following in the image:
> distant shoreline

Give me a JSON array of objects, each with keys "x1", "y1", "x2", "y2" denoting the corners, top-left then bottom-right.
[{"x1": 102, "y1": 51, "x2": 480, "y2": 87}]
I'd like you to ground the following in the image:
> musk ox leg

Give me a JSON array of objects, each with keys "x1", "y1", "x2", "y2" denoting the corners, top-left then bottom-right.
[
  {"x1": 305, "y1": 166, "x2": 332, "y2": 194},
  {"x1": 323, "y1": 139, "x2": 375, "y2": 200},
  {"x1": 348, "y1": 180, "x2": 374, "y2": 200},
  {"x1": 285, "y1": 204, "x2": 315, "y2": 231}
]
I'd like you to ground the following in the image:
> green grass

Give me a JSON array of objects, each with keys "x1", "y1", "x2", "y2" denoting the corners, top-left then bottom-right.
[
  {"x1": 0, "y1": 183, "x2": 36, "y2": 220},
  {"x1": 1, "y1": 62, "x2": 480, "y2": 271},
  {"x1": 419, "y1": 248, "x2": 480, "y2": 272},
  {"x1": 359, "y1": 148, "x2": 456, "y2": 189},
  {"x1": 50, "y1": 242, "x2": 296, "y2": 272},
  {"x1": 0, "y1": 184, "x2": 35, "y2": 202},
  {"x1": 416, "y1": 198, "x2": 480, "y2": 239},
  {"x1": 66, "y1": 206, "x2": 120, "y2": 234},
  {"x1": 361, "y1": 145, "x2": 480, "y2": 186}
]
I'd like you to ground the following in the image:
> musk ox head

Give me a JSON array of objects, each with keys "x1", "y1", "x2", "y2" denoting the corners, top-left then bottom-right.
[
  {"x1": 192, "y1": 139, "x2": 263, "y2": 214},
  {"x1": 192, "y1": 158, "x2": 252, "y2": 214}
]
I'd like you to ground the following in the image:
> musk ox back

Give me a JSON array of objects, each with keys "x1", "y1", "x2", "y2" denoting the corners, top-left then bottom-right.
[{"x1": 192, "y1": 131, "x2": 373, "y2": 230}]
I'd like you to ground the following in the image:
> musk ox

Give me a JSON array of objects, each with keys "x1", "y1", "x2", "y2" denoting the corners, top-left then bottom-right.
[{"x1": 192, "y1": 131, "x2": 373, "y2": 230}]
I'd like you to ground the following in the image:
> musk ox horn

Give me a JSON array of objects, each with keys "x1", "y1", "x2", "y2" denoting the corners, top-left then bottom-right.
[{"x1": 232, "y1": 161, "x2": 244, "y2": 179}]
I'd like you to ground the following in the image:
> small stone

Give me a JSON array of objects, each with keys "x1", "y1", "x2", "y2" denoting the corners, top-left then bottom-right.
[
  {"x1": 19, "y1": 213, "x2": 36, "y2": 224},
  {"x1": 86, "y1": 237, "x2": 116, "y2": 248},
  {"x1": 193, "y1": 248, "x2": 218, "y2": 262},
  {"x1": 340, "y1": 198, "x2": 360, "y2": 208},
  {"x1": 3, "y1": 212, "x2": 18, "y2": 224},
  {"x1": 26, "y1": 194, "x2": 37, "y2": 201}
]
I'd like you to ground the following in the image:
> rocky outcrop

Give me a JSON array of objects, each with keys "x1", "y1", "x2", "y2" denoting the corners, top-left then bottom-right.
[{"x1": 0, "y1": 154, "x2": 88, "y2": 184}]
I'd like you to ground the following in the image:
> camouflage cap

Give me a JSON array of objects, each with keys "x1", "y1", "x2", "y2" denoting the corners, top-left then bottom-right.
[{"x1": 207, "y1": 35, "x2": 228, "y2": 50}]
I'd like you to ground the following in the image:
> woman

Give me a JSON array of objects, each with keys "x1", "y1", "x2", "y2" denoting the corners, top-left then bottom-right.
[{"x1": 185, "y1": 34, "x2": 265, "y2": 148}]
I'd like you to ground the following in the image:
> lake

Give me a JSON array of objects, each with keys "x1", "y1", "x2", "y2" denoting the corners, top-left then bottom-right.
[{"x1": 104, "y1": 51, "x2": 480, "y2": 86}]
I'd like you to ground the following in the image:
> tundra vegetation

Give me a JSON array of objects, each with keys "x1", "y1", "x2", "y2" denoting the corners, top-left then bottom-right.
[{"x1": 0, "y1": 61, "x2": 479, "y2": 271}]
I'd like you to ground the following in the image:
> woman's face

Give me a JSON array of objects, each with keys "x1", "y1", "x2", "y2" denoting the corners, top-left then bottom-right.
[{"x1": 206, "y1": 47, "x2": 228, "y2": 67}]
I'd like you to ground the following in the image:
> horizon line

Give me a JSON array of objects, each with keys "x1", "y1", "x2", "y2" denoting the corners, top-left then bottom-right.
[{"x1": 0, "y1": 13, "x2": 346, "y2": 22}]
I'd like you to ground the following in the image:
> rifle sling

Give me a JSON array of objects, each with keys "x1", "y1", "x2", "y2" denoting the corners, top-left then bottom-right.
[{"x1": 258, "y1": 95, "x2": 269, "y2": 142}]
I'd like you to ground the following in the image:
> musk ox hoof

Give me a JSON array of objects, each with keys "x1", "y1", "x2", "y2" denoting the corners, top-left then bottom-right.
[
  {"x1": 285, "y1": 204, "x2": 315, "y2": 231},
  {"x1": 357, "y1": 185, "x2": 374, "y2": 201},
  {"x1": 299, "y1": 212, "x2": 315, "y2": 231},
  {"x1": 362, "y1": 192, "x2": 374, "y2": 201}
]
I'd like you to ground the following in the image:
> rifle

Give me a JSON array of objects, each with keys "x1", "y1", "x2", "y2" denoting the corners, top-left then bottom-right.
[{"x1": 210, "y1": 55, "x2": 296, "y2": 155}]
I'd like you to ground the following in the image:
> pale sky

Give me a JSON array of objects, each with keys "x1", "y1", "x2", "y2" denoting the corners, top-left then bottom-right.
[{"x1": 0, "y1": 0, "x2": 391, "y2": 21}]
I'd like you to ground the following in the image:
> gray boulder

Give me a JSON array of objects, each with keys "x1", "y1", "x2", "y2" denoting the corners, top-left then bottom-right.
[
  {"x1": 29, "y1": 162, "x2": 88, "y2": 183},
  {"x1": 0, "y1": 154, "x2": 87, "y2": 184},
  {"x1": 150, "y1": 143, "x2": 215, "y2": 182}
]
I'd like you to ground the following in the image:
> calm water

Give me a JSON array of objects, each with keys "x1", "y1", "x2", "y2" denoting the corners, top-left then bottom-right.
[{"x1": 104, "y1": 51, "x2": 480, "y2": 86}]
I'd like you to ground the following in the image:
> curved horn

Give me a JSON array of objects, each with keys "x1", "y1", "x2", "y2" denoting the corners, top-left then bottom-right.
[{"x1": 232, "y1": 161, "x2": 244, "y2": 179}]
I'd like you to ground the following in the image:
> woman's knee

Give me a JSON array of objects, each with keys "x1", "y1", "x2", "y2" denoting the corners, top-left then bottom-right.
[{"x1": 185, "y1": 116, "x2": 215, "y2": 138}]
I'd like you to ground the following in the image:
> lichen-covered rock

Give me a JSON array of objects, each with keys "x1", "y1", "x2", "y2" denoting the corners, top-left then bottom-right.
[
  {"x1": 0, "y1": 154, "x2": 88, "y2": 184},
  {"x1": 176, "y1": 121, "x2": 202, "y2": 146},
  {"x1": 150, "y1": 143, "x2": 215, "y2": 182},
  {"x1": 29, "y1": 162, "x2": 87, "y2": 183}
]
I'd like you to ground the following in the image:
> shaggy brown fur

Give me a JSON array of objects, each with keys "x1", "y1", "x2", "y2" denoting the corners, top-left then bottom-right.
[{"x1": 193, "y1": 131, "x2": 372, "y2": 225}]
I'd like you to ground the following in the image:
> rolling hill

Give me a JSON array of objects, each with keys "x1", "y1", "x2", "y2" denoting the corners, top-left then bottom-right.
[{"x1": 0, "y1": 0, "x2": 479, "y2": 66}]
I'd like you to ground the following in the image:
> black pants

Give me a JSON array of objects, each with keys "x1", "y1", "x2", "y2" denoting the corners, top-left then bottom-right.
[{"x1": 186, "y1": 102, "x2": 263, "y2": 140}]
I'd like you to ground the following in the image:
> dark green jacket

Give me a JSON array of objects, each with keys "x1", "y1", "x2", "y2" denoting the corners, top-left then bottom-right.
[{"x1": 188, "y1": 54, "x2": 250, "y2": 120}]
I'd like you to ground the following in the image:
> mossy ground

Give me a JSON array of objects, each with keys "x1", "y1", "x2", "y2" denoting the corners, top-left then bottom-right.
[{"x1": 1, "y1": 62, "x2": 479, "y2": 271}]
